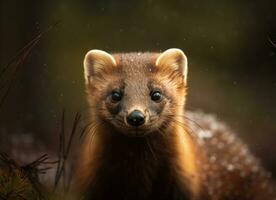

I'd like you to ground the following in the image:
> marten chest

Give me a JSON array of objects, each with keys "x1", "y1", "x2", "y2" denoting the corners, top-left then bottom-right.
[{"x1": 85, "y1": 137, "x2": 189, "y2": 200}]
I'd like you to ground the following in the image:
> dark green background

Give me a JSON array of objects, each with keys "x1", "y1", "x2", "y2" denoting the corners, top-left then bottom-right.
[{"x1": 1, "y1": 0, "x2": 276, "y2": 175}]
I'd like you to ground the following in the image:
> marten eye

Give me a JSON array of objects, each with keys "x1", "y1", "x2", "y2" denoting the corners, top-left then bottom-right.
[
  {"x1": 111, "y1": 91, "x2": 122, "y2": 102},
  {"x1": 151, "y1": 91, "x2": 162, "y2": 102}
]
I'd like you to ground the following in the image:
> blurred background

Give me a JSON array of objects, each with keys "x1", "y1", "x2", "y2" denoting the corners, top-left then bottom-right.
[{"x1": 0, "y1": 0, "x2": 276, "y2": 176}]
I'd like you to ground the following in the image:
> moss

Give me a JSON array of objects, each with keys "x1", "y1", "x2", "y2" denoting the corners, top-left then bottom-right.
[{"x1": 0, "y1": 168, "x2": 40, "y2": 200}]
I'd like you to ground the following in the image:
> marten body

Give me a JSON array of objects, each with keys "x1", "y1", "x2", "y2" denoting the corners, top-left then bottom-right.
[{"x1": 76, "y1": 49, "x2": 276, "y2": 199}]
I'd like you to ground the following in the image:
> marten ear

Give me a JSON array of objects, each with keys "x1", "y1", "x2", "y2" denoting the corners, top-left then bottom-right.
[
  {"x1": 83, "y1": 49, "x2": 117, "y2": 84},
  {"x1": 155, "y1": 48, "x2": 188, "y2": 84}
]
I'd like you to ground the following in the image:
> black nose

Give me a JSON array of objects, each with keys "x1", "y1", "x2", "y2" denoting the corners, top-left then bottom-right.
[{"x1": 127, "y1": 110, "x2": 145, "y2": 127}]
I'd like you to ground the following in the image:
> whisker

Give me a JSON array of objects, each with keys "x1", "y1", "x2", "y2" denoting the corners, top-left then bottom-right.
[
  {"x1": 164, "y1": 115, "x2": 197, "y2": 137},
  {"x1": 167, "y1": 113, "x2": 206, "y2": 134}
]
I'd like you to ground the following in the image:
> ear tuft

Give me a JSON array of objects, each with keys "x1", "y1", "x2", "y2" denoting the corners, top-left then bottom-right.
[
  {"x1": 155, "y1": 48, "x2": 188, "y2": 83},
  {"x1": 83, "y1": 49, "x2": 117, "y2": 84}
]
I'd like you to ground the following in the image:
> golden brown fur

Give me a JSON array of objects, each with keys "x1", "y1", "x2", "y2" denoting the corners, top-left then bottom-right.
[{"x1": 75, "y1": 49, "x2": 276, "y2": 200}]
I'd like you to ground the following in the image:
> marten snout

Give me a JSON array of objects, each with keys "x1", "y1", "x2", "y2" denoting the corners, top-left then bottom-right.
[{"x1": 126, "y1": 110, "x2": 145, "y2": 127}]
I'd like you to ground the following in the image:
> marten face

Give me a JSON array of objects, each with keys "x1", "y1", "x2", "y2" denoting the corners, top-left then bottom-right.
[{"x1": 84, "y1": 49, "x2": 188, "y2": 137}]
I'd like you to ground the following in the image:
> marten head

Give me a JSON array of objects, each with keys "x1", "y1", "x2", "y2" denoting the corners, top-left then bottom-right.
[{"x1": 83, "y1": 48, "x2": 188, "y2": 136}]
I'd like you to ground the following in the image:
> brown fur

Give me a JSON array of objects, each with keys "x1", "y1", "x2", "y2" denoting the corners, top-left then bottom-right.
[{"x1": 75, "y1": 49, "x2": 276, "y2": 200}]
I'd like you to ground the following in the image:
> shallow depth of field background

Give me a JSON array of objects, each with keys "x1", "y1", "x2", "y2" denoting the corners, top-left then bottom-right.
[{"x1": 1, "y1": 0, "x2": 276, "y2": 176}]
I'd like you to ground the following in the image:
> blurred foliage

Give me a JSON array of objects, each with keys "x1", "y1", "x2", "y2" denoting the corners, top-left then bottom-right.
[
  {"x1": 0, "y1": 153, "x2": 45, "y2": 200},
  {"x1": 0, "y1": 155, "x2": 77, "y2": 200},
  {"x1": 0, "y1": 169, "x2": 37, "y2": 200},
  {"x1": 0, "y1": 111, "x2": 82, "y2": 199}
]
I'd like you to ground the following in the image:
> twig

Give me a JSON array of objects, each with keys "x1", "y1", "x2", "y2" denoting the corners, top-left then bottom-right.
[
  {"x1": 0, "y1": 21, "x2": 61, "y2": 112},
  {"x1": 53, "y1": 111, "x2": 82, "y2": 194},
  {"x1": 54, "y1": 109, "x2": 65, "y2": 190}
]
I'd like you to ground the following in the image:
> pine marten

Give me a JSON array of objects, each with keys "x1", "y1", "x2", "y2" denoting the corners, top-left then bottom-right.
[{"x1": 75, "y1": 48, "x2": 276, "y2": 199}]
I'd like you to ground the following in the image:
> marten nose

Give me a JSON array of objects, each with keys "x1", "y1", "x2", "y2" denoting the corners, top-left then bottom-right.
[{"x1": 127, "y1": 110, "x2": 145, "y2": 127}]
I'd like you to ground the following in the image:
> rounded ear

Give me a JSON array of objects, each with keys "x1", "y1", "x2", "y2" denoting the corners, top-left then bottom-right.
[
  {"x1": 155, "y1": 48, "x2": 188, "y2": 84},
  {"x1": 83, "y1": 49, "x2": 117, "y2": 84}
]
